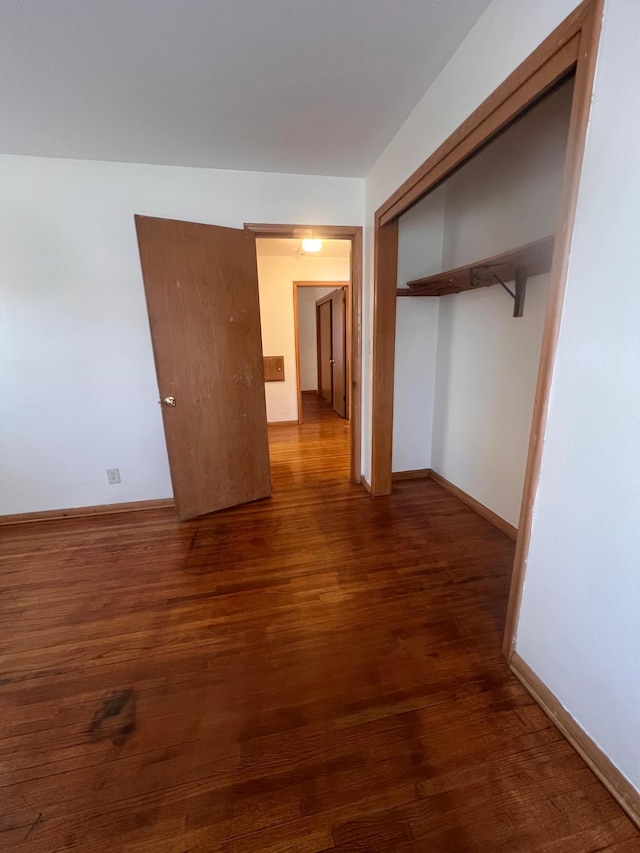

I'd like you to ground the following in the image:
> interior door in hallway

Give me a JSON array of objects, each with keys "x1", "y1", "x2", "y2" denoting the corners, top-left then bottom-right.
[
  {"x1": 330, "y1": 288, "x2": 347, "y2": 418},
  {"x1": 135, "y1": 215, "x2": 270, "y2": 521},
  {"x1": 316, "y1": 289, "x2": 347, "y2": 418},
  {"x1": 318, "y1": 300, "x2": 333, "y2": 403}
]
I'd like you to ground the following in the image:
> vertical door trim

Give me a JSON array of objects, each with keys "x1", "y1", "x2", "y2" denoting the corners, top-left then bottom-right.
[
  {"x1": 371, "y1": 219, "x2": 399, "y2": 496},
  {"x1": 368, "y1": 0, "x2": 604, "y2": 657}
]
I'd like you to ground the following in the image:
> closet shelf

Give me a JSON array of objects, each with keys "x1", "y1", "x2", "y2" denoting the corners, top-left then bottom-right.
[{"x1": 397, "y1": 235, "x2": 555, "y2": 298}]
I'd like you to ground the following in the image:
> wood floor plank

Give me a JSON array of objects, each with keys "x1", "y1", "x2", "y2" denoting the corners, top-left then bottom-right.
[{"x1": 0, "y1": 393, "x2": 637, "y2": 851}]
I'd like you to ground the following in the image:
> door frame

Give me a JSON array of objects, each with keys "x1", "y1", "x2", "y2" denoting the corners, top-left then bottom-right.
[
  {"x1": 293, "y1": 281, "x2": 350, "y2": 424},
  {"x1": 245, "y1": 223, "x2": 363, "y2": 486},
  {"x1": 368, "y1": 0, "x2": 603, "y2": 658}
]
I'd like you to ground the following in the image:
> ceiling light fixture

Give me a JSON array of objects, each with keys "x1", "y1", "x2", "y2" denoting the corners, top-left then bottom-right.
[{"x1": 301, "y1": 238, "x2": 322, "y2": 253}]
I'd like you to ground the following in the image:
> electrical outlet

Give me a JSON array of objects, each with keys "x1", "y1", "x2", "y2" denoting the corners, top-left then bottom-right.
[{"x1": 106, "y1": 467, "x2": 121, "y2": 485}]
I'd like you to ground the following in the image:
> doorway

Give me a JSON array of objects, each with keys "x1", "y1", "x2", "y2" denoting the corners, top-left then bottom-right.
[
  {"x1": 249, "y1": 224, "x2": 362, "y2": 485},
  {"x1": 136, "y1": 218, "x2": 362, "y2": 520},
  {"x1": 255, "y1": 236, "x2": 353, "y2": 477}
]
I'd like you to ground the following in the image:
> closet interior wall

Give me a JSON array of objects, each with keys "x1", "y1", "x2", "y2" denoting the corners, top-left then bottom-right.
[{"x1": 393, "y1": 78, "x2": 574, "y2": 527}]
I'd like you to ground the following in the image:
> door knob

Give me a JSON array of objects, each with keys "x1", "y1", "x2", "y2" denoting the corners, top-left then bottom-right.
[
  {"x1": 163, "y1": 396, "x2": 176, "y2": 407},
  {"x1": 329, "y1": 359, "x2": 335, "y2": 364}
]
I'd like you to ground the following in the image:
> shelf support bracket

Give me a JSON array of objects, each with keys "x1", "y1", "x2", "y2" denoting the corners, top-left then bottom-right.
[
  {"x1": 513, "y1": 266, "x2": 527, "y2": 318},
  {"x1": 471, "y1": 264, "x2": 527, "y2": 317}
]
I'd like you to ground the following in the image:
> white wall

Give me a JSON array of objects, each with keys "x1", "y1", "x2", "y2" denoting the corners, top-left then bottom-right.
[
  {"x1": 429, "y1": 81, "x2": 570, "y2": 524},
  {"x1": 363, "y1": 0, "x2": 585, "y2": 485},
  {"x1": 441, "y1": 80, "x2": 573, "y2": 269},
  {"x1": 516, "y1": 0, "x2": 640, "y2": 792},
  {"x1": 432, "y1": 277, "x2": 550, "y2": 526},
  {"x1": 0, "y1": 155, "x2": 363, "y2": 514},
  {"x1": 297, "y1": 286, "x2": 336, "y2": 392},
  {"x1": 256, "y1": 254, "x2": 349, "y2": 422},
  {"x1": 393, "y1": 189, "x2": 445, "y2": 472},
  {"x1": 392, "y1": 82, "x2": 570, "y2": 514}
]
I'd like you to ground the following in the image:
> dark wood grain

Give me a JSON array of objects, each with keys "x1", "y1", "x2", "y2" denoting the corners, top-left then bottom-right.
[{"x1": 1, "y1": 395, "x2": 636, "y2": 851}]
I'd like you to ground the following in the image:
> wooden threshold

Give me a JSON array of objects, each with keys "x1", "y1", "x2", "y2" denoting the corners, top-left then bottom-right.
[
  {"x1": 429, "y1": 470, "x2": 518, "y2": 540},
  {"x1": 511, "y1": 653, "x2": 640, "y2": 830},
  {"x1": 398, "y1": 235, "x2": 554, "y2": 297},
  {"x1": 0, "y1": 498, "x2": 174, "y2": 526},
  {"x1": 267, "y1": 420, "x2": 300, "y2": 427}
]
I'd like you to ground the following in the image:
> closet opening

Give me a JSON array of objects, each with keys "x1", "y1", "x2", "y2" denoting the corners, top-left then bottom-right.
[
  {"x1": 370, "y1": 0, "x2": 602, "y2": 660},
  {"x1": 392, "y1": 75, "x2": 575, "y2": 539}
]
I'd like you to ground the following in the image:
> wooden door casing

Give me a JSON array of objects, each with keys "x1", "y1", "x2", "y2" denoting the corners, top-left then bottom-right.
[{"x1": 135, "y1": 215, "x2": 271, "y2": 521}]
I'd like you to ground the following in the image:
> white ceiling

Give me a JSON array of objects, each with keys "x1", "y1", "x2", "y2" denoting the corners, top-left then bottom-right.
[
  {"x1": 256, "y1": 238, "x2": 351, "y2": 257},
  {"x1": 1, "y1": 0, "x2": 492, "y2": 178}
]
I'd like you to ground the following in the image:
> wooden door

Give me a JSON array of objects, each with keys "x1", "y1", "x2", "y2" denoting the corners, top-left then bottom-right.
[
  {"x1": 318, "y1": 300, "x2": 333, "y2": 403},
  {"x1": 134, "y1": 215, "x2": 270, "y2": 521},
  {"x1": 330, "y1": 288, "x2": 347, "y2": 418}
]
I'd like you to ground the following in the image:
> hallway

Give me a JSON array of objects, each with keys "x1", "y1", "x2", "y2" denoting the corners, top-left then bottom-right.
[
  {"x1": 0, "y1": 416, "x2": 637, "y2": 851},
  {"x1": 268, "y1": 391, "x2": 350, "y2": 489}
]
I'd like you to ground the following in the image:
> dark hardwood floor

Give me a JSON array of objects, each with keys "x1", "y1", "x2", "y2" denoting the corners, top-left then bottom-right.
[{"x1": 1, "y1": 397, "x2": 637, "y2": 851}]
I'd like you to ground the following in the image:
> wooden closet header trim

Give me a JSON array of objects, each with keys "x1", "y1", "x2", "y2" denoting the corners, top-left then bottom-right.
[{"x1": 375, "y1": 6, "x2": 589, "y2": 227}]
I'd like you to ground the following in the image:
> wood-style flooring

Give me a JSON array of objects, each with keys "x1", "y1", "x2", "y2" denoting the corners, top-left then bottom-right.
[{"x1": 1, "y1": 394, "x2": 638, "y2": 852}]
